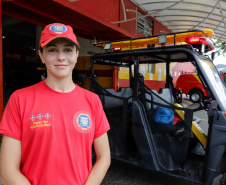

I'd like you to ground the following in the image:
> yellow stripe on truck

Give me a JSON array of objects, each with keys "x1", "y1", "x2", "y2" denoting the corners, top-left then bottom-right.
[
  {"x1": 193, "y1": 74, "x2": 202, "y2": 84},
  {"x1": 174, "y1": 103, "x2": 207, "y2": 148}
]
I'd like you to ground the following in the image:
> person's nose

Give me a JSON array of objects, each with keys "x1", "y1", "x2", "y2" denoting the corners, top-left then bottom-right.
[{"x1": 57, "y1": 51, "x2": 66, "y2": 62}]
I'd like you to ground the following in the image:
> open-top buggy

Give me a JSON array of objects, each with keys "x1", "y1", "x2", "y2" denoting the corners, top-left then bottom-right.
[{"x1": 89, "y1": 29, "x2": 226, "y2": 185}]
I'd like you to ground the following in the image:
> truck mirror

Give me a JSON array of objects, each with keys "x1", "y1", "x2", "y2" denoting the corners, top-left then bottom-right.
[{"x1": 211, "y1": 52, "x2": 216, "y2": 61}]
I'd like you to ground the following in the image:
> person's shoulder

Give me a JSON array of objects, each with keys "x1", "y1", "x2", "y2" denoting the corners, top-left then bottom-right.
[
  {"x1": 77, "y1": 86, "x2": 98, "y2": 98},
  {"x1": 13, "y1": 81, "x2": 43, "y2": 96}
]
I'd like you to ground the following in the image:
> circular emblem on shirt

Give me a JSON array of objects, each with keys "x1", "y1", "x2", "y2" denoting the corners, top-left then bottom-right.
[
  {"x1": 50, "y1": 25, "x2": 67, "y2": 34},
  {"x1": 73, "y1": 111, "x2": 91, "y2": 134}
]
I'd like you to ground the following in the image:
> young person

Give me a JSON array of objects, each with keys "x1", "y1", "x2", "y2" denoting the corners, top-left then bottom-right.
[{"x1": 0, "y1": 23, "x2": 111, "y2": 185}]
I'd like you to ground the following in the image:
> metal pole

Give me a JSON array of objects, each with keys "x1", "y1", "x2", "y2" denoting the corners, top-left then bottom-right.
[{"x1": 133, "y1": 56, "x2": 139, "y2": 99}]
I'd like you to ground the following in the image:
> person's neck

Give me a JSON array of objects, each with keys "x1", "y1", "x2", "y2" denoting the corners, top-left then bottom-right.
[{"x1": 44, "y1": 77, "x2": 76, "y2": 93}]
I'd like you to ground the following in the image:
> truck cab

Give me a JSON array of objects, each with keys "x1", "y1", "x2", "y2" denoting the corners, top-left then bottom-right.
[{"x1": 89, "y1": 29, "x2": 226, "y2": 185}]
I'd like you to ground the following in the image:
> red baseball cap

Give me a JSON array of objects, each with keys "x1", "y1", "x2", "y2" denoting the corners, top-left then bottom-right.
[{"x1": 39, "y1": 23, "x2": 80, "y2": 48}]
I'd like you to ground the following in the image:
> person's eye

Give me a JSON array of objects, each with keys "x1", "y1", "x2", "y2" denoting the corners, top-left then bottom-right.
[
  {"x1": 65, "y1": 48, "x2": 73, "y2": 52},
  {"x1": 48, "y1": 48, "x2": 57, "y2": 52}
]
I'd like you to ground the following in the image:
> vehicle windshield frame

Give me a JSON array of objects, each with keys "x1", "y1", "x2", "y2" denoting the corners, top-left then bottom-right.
[{"x1": 194, "y1": 55, "x2": 226, "y2": 111}]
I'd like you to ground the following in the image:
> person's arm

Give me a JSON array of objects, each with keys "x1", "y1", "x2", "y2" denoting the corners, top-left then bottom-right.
[
  {"x1": 85, "y1": 133, "x2": 111, "y2": 185},
  {"x1": 0, "y1": 135, "x2": 31, "y2": 185}
]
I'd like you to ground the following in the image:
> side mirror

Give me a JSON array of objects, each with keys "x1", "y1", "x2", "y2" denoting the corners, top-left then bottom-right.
[{"x1": 211, "y1": 52, "x2": 216, "y2": 61}]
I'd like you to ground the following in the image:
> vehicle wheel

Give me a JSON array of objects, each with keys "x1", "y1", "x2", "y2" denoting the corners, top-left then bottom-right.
[{"x1": 189, "y1": 90, "x2": 203, "y2": 103}]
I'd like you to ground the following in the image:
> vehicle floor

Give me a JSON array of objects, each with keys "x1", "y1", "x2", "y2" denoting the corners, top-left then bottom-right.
[{"x1": 109, "y1": 144, "x2": 208, "y2": 184}]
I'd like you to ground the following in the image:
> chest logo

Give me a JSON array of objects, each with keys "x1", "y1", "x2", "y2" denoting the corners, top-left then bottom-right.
[
  {"x1": 73, "y1": 112, "x2": 91, "y2": 134},
  {"x1": 29, "y1": 113, "x2": 52, "y2": 129}
]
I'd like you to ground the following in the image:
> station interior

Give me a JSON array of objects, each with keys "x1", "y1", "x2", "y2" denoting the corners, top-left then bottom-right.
[{"x1": 3, "y1": 15, "x2": 49, "y2": 108}]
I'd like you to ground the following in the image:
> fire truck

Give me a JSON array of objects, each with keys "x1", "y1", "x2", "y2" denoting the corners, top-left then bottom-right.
[
  {"x1": 175, "y1": 72, "x2": 226, "y2": 103},
  {"x1": 88, "y1": 29, "x2": 226, "y2": 185}
]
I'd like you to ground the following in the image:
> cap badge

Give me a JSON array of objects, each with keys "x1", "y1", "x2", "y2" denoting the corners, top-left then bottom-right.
[{"x1": 50, "y1": 25, "x2": 67, "y2": 34}]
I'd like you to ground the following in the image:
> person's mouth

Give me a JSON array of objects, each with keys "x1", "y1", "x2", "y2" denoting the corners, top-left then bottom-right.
[{"x1": 55, "y1": 64, "x2": 68, "y2": 68}]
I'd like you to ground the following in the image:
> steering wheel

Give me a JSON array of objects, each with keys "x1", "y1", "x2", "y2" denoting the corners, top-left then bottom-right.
[{"x1": 173, "y1": 88, "x2": 183, "y2": 103}]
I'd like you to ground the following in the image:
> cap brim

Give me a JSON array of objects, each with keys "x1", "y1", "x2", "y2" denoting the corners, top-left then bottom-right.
[{"x1": 40, "y1": 36, "x2": 80, "y2": 48}]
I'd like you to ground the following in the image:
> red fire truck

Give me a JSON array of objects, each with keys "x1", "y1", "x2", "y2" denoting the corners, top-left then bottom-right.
[{"x1": 175, "y1": 72, "x2": 226, "y2": 103}]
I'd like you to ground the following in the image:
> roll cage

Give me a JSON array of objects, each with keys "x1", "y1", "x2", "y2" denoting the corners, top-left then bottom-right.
[{"x1": 89, "y1": 30, "x2": 226, "y2": 185}]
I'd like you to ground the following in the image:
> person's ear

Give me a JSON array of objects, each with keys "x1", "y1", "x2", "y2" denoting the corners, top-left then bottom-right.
[{"x1": 38, "y1": 50, "x2": 45, "y2": 64}]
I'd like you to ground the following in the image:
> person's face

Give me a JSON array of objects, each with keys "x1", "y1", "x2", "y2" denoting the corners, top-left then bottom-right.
[{"x1": 38, "y1": 38, "x2": 79, "y2": 80}]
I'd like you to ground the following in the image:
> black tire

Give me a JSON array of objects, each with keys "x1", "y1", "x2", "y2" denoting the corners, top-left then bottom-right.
[{"x1": 189, "y1": 90, "x2": 203, "y2": 103}]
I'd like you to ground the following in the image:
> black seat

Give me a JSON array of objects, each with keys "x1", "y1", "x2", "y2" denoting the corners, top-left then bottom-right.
[
  {"x1": 145, "y1": 88, "x2": 174, "y2": 110},
  {"x1": 101, "y1": 87, "x2": 133, "y2": 156},
  {"x1": 144, "y1": 88, "x2": 183, "y2": 135},
  {"x1": 143, "y1": 87, "x2": 189, "y2": 165},
  {"x1": 104, "y1": 87, "x2": 132, "y2": 110}
]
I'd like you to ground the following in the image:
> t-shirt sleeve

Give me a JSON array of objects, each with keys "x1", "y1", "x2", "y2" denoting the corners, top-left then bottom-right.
[
  {"x1": 94, "y1": 96, "x2": 110, "y2": 139},
  {"x1": 0, "y1": 92, "x2": 22, "y2": 140}
]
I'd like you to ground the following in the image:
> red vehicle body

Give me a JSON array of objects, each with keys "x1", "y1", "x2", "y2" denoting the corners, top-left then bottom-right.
[
  {"x1": 220, "y1": 72, "x2": 226, "y2": 83},
  {"x1": 175, "y1": 72, "x2": 226, "y2": 103}
]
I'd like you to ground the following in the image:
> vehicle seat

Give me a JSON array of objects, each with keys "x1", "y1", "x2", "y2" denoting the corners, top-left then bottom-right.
[
  {"x1": 144, "y1": 88, "x2": 188, "y2": 165},
  {"x1": 104, "y1": 87, "x2": 133, "y2": 109},
  {"x1": 102, "y1": 87, "x2": 133, "y2": 156},
  {"x1": 144, "y1": 88, "x2": 183, "y2": 136},
  {"x1": 145, "y1": 88, "x2": 174, "y2": 111}
]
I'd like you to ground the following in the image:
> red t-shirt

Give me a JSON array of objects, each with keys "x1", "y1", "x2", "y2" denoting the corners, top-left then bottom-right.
[{"x1": 0, "y1": 81, "x2": 110, "y2": 185}]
